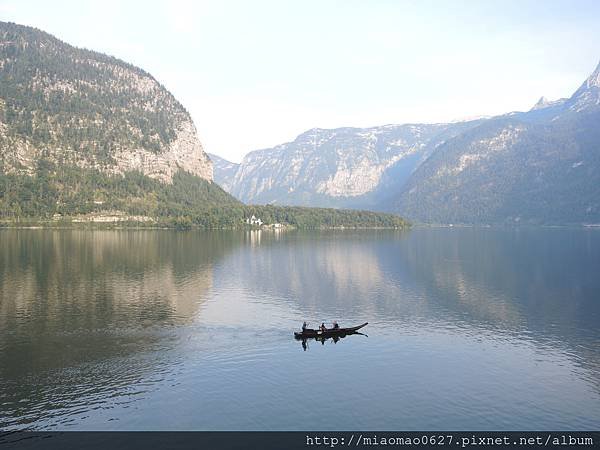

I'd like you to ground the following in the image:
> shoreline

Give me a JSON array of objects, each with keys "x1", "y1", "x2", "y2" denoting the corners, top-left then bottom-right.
[
  {"x1": 1, "y1": 221, "x2": 596, "y2": 231},
  {"x1": 0, "y1": 221, "x2": 408, "y2": 231}
]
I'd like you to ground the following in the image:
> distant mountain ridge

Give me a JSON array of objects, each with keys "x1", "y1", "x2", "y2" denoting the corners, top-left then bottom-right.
[
  {"x1": 214, "y1": 120, "x2": 483, "y2": 209},
  {"x1": 208, "y1": 153, "x2": 239, "y2": 192},
  {"x1": 3, "y1": 20, "x2": 597, "y2": 226},
  {"x1": 212, "y1": 60, "x2": 600, "y2": 225}
]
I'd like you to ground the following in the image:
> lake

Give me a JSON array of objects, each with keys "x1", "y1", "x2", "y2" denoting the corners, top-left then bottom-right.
[{"x1": 1, "y1": 228, "x2": 599, "y2": 430}]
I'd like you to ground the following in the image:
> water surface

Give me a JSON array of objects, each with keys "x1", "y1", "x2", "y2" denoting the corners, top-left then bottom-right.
[{"x1": 1, "y1": 228, "x2": 599, "y2": 430}]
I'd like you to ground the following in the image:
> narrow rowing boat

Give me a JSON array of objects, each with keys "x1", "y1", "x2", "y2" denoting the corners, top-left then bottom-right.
[{"x1": 294, "y1": 322, "x2": 368, "y2": 339}]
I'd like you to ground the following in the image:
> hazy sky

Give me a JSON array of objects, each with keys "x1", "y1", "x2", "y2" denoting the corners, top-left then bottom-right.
[{"x1": 1, "y1": 0, "x2": 599, "y2": 162}]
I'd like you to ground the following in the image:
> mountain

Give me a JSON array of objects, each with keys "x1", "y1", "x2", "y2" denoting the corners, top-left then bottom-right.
[
  {"x1": 530, "y1": 96, "x2": 567, "y2": 112},
  {"x1": 217, "y1": 121, "x2": 482, "y2": 209},
  {"x1": 568, "y1": 60, "x2": 600, "y2": 112},
  {"x1": 209, "y1": 153, "x2": 239, "y2": 192},
  {"x1": 392, "y1": 61, "x2": 600, "y2": 224},
  {"x1": 0, "y1": 21, "x2": 212, "y2": 183},
  {"x1": 0, "y1": 21, "x2": 249, "y2": 225}
]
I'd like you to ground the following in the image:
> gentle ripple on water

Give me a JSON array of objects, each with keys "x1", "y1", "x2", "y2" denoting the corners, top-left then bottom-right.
[{"x1": 0, "y1": 228, "x2": 599, "y2": 430}]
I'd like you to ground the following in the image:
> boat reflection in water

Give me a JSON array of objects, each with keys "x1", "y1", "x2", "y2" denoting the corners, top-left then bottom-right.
[{"x1": 295, "y1": 330, "x2": 368, "y2": 351}]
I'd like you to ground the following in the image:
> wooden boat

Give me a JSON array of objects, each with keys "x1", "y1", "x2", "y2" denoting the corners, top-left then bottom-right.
[{"x1": 294, "y1": 322, "x2": 368, "y2": 339}]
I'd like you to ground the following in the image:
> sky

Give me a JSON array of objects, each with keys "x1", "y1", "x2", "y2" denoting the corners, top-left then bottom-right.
[{"x1": 1, "y1": 0, "x2": 599, "y2": 162}]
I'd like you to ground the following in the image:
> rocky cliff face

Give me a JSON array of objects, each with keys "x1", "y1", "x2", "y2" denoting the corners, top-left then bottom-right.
[
  {"x1": 0, "y1": 21, "x2": 212, "y2": 183},
  {"x1": 108, "y1": 119, "x2": 212, "y2": 183}
]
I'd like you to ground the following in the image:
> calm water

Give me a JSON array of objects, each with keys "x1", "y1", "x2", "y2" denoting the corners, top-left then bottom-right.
[{"x1": 1, "y1": 228, "x2": 599, "y2": 430}]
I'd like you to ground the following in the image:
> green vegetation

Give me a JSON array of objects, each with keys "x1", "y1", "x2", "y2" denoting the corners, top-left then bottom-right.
[
  {"x1": 0, "y1": 163, "x2": 409, "y2": 229},
  {"x1": 0, "y1": 21, "x2": 186, "y2": 162},
  {"x1": 242, "y1": 204, "x2": 409, "y2": 229}
]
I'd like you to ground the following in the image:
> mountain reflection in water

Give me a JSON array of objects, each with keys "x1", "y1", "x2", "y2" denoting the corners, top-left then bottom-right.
[
  {"x1": 1, "y1": 228, "x2": 599, "y2": 430},
  {"x1": 0, "y1": 230, "x2": 239, "y2": 429}
]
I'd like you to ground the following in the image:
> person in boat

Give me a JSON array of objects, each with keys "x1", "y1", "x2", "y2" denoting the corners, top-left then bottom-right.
[
  {"x1": 332, "y1": 321, "x2": 339, "y2": 330},
  {"x1": 320, "y1": 322, "x2": 327, "y2": 332},
  {"x1": 302, "y1": 321, "x2": 308, "y2": 332}
]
